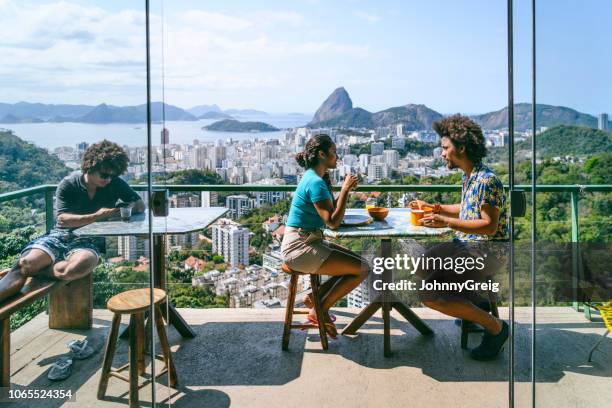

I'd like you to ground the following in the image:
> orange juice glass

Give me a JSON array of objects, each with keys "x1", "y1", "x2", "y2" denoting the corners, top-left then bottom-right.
[{"x1": 410, "y1": 209, "x2": 424, "y2": 226}]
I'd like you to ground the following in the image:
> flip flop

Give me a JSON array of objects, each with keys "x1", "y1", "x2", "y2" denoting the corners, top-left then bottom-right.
[
  {"x1": 47, "y1": 357, "x2": 73, "y2": 381},
  {"x1": 306, "y1": 314, "x2": 338, "y2": 339},
  {"x1": 302, "y1": 297, "x2": 337, "y2": 322},
  {"x1": 68, "y1": 339, "x2": 94, "y2": 360}
]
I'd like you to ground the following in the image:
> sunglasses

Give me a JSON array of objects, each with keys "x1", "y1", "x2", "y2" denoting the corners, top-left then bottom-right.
[{"x1": 98, "y1": 171, "x2": 119, "y2": 180}]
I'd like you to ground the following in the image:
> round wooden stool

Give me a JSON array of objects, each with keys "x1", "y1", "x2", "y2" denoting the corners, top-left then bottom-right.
[
  {"x1": 97, "y1": 288, "x2": 178, "y2": 407},
  {"x1": 281, "y1": 264, "x2": 328, "y2": 351}
]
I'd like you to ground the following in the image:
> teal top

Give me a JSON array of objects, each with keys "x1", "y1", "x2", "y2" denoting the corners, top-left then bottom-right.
[{"x1": 286, "y1": 168, "x2": 333, "y2": 229}]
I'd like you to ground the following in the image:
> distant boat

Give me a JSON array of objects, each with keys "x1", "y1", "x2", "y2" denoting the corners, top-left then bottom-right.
[{"x1": 133, "y1": 126, "x2": 142, "y2": 129}]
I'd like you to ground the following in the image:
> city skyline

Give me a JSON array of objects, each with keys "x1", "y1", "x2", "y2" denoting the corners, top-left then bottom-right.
[{"x1": 0, "y1": 0, "x2": 610, "y2": 115}]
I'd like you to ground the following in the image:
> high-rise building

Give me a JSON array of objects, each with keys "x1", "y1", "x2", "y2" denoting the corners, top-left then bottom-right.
[
  {"x1": 161, "y1": 128, "x2": 169, "y2": 144},
  {"x1": 347, "y1": 276, "x2": 371, "y2": 308},
  {"x1": 598, "y1": 113, "x2": 609, "y2": 131},
  {"x1": 367, "y1": 164, "x2": 384, "y2": 182},
  {"x1": 117, "y1": 236, "x2": 149, "y2": 261},
  {"x1": 383, "y1": 149, "x2": 399, "y2": 168},
  {"x1": 226, "y1": 194, "x2": 254, "y2": 219},
  {"x1": 396, "y1": 123, "x2": 404, "y2": 137},
  {"x1": 371, "y1": 142, "x2": 384, "y2": 156},
  {"x1": 212, "y1": 219, "x2": 250, "y2": 266},
  {"x1": 170, "y1": 192, "x2": 200, "y2": 208},
  {"x1": 201, "y1": 191, "x2": 219, "y2": 207},
  {"x1": 358, "y1": 154, "x2": 370, "y2": 171}
]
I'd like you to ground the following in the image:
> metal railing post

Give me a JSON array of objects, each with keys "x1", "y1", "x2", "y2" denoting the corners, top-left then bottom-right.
[
  {"x1": 45, "y1": 187, "x2": 54, "y2": 233},
  {"x1": 570, "y1": 191, "x2": 580, "y2": 312}
]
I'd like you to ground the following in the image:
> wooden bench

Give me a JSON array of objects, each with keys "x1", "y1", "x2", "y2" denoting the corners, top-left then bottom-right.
[{"x1": 0, "y1": 268, "x2": 93, "y2": 387}]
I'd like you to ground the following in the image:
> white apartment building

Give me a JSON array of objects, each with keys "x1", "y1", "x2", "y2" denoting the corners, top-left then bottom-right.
[
  {"x1": 117, "y1": 236, "x2": 149, "y2": 261},
  {"x1": 347, "y1": 277, "x2": 371, "y2": 308},
  {"x1": 383, "y1": 149, "x2": 400, "y2": 168},
  {"x1": 201, "y1": 191, "x2": 219, "y2": 207},
  {"x1": 226, "y1": 194, "x2": 255, "y2": 220},
  {"x1": 212, "y1": 219, "x2": 250, "y2": 266},
  {"x1": 371, "y1": 141, "x2": 384, "y2": 156}
]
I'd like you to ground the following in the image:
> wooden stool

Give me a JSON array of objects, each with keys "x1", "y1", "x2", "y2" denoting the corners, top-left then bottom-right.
[
  {"x1": 460, "y1": 291, "x2": 499, "y2": 349},
  {"x1": 97, "y1": 288, "x2": 178, "y2": 407},
  {"x1": 281, "y1": 264, "x2": 328, "y2": 351}
]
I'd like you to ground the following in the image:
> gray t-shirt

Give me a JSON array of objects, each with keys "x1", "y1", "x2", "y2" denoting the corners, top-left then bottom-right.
[{"x1": 54, "y1": 172, "x2": 141, "y2": 229}]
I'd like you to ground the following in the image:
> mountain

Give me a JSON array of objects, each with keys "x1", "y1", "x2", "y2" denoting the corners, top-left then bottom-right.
[
  {"x1": 0, "y1": 102, "x2": 92, "y2": 121},
  {"x1": 309, "y1": 87, "x2": 353, "y2": 125},
  {"x1": 518, "y1": 125, "x2": 612, "y2": 157},
  {"x1": 188, "y1": 104, "x2": 222, "y2": 116},
  {"x1": 197, "y1": 111, "x2": 234, "y2": 120},
  {"x1": 472, "y1": 103, "x2": 607, "y2": 131},
  {"x1": 312, "y1": 108, "x2": 374, "y2": 129},
  {"x1": 223, "y1": 108, "x2": 268, "y2": 116},
  {"x1": 144, "y1": 102, "x2": 197, "y2": 121},
  {"x1": 76, "y1": 103, "x2": 143, "y2": 123},
  {"x1": 0, "y1": 101, "x2": 196, "y2": 123},
  {"x1": 0, "y1": 114, "x2": 44, "y2": 124},
  {"x1": 308, "y1": 88, "x2": 443, "y2": 130},
  {"x1": 372, "y1": 104, "x2": 443, "y2": 129},
  {"x1": 203, "y1": 119, "x2": 279, "y2": 132}
]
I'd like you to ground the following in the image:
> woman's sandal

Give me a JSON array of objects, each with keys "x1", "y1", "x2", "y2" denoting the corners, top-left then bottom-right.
[
  {"x1": 306, "y1": 315, "x2": 338, "y2": 339},
  {"x1": 302, "y1": 296, "x2": 337, "y2": 322}
]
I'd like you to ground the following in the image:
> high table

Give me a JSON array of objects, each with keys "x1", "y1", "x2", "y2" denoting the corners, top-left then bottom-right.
[
  {"x1": 324, "y1": 208, "x2": 452, "y2": 357},
  {"x1": 74, "y1": 207, "x2": 228, "y2": 338}
]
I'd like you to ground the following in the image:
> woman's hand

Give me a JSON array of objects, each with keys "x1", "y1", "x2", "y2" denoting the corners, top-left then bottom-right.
[
  {"x1": 341, "y1": 174, "x2": 358, "y2": 192},
  {"x1": 420, "y1": 212, "x2": 449, "y2": 228}
]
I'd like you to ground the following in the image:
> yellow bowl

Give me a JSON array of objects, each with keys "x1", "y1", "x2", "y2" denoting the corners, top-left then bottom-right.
[{"x1": 367, "y1": 207, "x2": 389, "y2": 221}]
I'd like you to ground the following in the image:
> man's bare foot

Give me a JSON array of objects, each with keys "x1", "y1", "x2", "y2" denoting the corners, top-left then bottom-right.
[{"x1": 0, "y1": 269, "x2": 27, "y2": 302}]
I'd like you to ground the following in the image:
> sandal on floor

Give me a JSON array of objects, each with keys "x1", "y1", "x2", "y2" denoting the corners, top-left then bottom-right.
[
  {"x1": 306, "y1": 315, "x2": 338, "y2": 339},
  {"x1": 302, "y1": 297, "x2": 337, "y2": 322},
  {"x1": 47, "y1": 357, "x2": 73, "y2": 381},
  {"x1": 68, "y1": 339, "x2": 94, "y2": 360}
]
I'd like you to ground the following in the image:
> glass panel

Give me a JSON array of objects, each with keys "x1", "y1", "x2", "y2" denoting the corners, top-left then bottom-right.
[
  {"x1": 535, "y1": 1, "x2": 612, "y2": 407},
  {"x1": 512, "y1": 1, "x2": 536, "y2": 406},
  {"x1": 0, "y1": 0, "x2": 154, "y2": 404},
  {"x1": 149, "y1": 0, "x2": 514, "y2": 405}
]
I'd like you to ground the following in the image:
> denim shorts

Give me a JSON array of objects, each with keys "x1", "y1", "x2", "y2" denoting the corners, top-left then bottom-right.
[{"x1": 21, "y1": 228, "x2": 102, "y2": 263}]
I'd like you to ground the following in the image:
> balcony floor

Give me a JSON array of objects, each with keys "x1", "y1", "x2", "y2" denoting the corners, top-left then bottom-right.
[{"x1": 6, "y1": 307, "x2": 612, "y2": 408}]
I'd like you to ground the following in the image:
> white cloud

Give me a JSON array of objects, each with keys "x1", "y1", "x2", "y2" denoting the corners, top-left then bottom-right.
[
  {"x1": 353, "y1": 10, "x2": 382, "y2": 23},
  {"x1": 0, "y1": 1, "x2": 371, "y2": 107}
]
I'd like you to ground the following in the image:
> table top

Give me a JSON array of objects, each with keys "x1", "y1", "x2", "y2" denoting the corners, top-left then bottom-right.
[
  {"x1": 324, "y1": 208, "x2": 452, "y2": 239},
  {"x1": 73, "y1": 207, "x2": 228, "y2": 237}
]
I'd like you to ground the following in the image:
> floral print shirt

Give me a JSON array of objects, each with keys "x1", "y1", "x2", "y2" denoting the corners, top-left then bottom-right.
[{"x1": 456, "y1": 161, "x2": 509, "y2": 242}]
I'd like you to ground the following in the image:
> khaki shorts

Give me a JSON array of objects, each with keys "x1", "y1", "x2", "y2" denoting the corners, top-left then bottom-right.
[{"x1": 281, "y1": 226, "x2": 333, "y2": 273}]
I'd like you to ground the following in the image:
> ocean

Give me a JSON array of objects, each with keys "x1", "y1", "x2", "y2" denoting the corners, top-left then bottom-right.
[{"x1": 2, "y1": 113, "x2": 313, "y2": 150}]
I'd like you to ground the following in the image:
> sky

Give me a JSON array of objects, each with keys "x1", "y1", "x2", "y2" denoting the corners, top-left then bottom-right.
[{"x1": 0, "y1": 0, "x2": 610, "y2": 115}]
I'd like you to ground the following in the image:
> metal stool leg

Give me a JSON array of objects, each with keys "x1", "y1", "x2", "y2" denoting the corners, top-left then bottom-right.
[
  {"x1": 310, "y1": 274, "x2": 328, "y2": 350},
  {"x1": 282, "y1": 274, "x2": 298, "y2": 351}
]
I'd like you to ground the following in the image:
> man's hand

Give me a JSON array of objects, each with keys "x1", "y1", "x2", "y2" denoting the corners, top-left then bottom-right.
[
  {"x1": 94, "y1": 207, "x2": 119, "y2": 220},
  {"x1": 408, "y1": 200, "x2": 433, "y2": 210},
  {"x1": 420, "y1": 212, "x2": 449, "y2": 228}
]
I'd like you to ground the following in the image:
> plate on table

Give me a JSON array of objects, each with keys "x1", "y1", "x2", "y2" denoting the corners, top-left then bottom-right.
[{"x1": 341, "y1": 214, "x2": 372, "y2": 226}]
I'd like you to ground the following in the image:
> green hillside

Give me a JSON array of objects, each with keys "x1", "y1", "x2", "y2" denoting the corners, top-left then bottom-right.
[{"x1": 0, "y1": 130, "x2": 70, "y2": 193}]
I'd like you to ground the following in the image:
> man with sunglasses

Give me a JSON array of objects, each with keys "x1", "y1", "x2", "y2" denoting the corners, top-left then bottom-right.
[{"x1": 0, "y1": 140, "x2": 144, "y2": 302}]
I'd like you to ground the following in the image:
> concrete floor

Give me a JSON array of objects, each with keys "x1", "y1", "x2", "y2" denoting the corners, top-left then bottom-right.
[{"x1": 5, "y1": 307, "x2": 612, "y2": 408}]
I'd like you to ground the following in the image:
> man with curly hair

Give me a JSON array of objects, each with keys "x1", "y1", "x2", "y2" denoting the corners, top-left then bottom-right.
[
  {"x1": 0, "y1": 140, "x2": 144, "y2": 302},
  {"x1": 410, "y1": 114, "x2": 509, "y2": 360}
]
